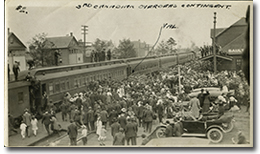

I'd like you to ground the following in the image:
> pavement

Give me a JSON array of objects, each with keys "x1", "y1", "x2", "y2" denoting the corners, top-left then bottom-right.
[{"x1": 8, "y1": 112, "x2": 72, "y2": 147}]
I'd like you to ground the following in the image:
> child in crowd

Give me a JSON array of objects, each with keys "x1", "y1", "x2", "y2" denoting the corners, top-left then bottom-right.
[
  {"x1": 31, "y1": 116, "x2": 38, "y2": 136},
  {"x1": 81, "y1": 125, "x2": 88, "y2": 145},
  {"x1": 98, "y1": 125, "x2": 107, "y2": 146},
  {"x1": 20, "y1": 121, "x2": 27, "y2": 139}
]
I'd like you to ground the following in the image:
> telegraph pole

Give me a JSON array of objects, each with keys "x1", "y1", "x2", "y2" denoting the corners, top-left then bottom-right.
[
  {"x1": 81, "y1": 25, "x2": 88, "y2": 53},
  {"x1": 213, "y1": 12, "x2": 217, "y2": 74}
]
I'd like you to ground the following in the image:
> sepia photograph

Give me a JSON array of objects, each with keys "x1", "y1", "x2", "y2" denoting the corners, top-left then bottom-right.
[{"x1": 4, "y1": 0, "x2": 253, "y2": 147}]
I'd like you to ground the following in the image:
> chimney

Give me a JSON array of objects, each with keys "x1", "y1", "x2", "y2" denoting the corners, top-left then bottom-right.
[{"x1": 70, "y1": 32, "x2": 73, "y2": 36}]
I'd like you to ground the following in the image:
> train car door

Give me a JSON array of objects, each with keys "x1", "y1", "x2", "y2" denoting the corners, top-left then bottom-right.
[{"x1": 126, "y1": 65, "x2": 132, "y2": 77}]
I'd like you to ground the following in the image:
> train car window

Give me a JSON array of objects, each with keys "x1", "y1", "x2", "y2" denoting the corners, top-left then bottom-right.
[
  {"x1": 18, "y1": 92, "x2": 23, "y2": 103},
  {"x1": 74, "y1": 79, "x2": 78, "y2": 88},
  {"x1": 67, "y1": 81, "x2": 70, "y2": 90},
  {"x1": 49, "y1": 83, "x2": 53, "y2": 94},
  {"x1": 55, "y1": 83, "x2": 60, "y2": 93},
  {"x1": 61, "y1": 82, "x2": 66, "y2": 91}
]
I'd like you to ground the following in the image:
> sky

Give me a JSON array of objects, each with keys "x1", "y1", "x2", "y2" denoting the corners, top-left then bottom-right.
[{"x1": 5, "y1": 0, "x2": 251, "y2": 48}]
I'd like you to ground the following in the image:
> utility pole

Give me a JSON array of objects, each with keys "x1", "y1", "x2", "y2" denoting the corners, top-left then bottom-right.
[
  {"x1": 81, "y1": 25, "x2": 88, "y2": 54},
  {"x1": 178, "y1": 65, "x2": 181, "y2": 94},
  {"x1": 213, "y1": 12, "x2": 217, "y2": 74}
]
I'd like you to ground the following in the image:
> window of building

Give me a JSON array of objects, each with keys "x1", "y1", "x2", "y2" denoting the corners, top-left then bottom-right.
[
  {"x1": 49, "y1": 83, "x2": 53, "y2": 94},
  {"x1": 67, "y1": 81, "x2": 70, "y2": 90},
  {"x1": 55, "y1": 83, "x2": 60, "y2": 93},
  {"x1": 236, "y1": 58, "x2": 242, "y2": 70},
  {"x1": 74, "y1": 79, "x2": 78, "y2": 88},
  {"x1": 61, "y1": 82, "x2": 66, "y2": 91},
  {"x1": 18, "y1": 92, "x2": 23, "y2": 103}
]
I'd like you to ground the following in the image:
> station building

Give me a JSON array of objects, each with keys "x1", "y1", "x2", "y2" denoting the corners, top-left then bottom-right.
[{"x1": 207, "y1": 17, "x2": 247, "y2": 72}]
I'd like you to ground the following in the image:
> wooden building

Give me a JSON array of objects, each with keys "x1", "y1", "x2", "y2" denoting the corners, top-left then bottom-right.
[
  {"x1": 43, "y1": 33, "x2": 83, "y2": 66},
  {"x1": 208, "y1": 18, "x2": 248, "y2": 72},
  {"x1": 8, "y1": 29, "x2": 27, "y2": 74}
]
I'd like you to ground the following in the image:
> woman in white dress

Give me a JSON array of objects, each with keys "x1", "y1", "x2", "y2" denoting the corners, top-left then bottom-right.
[
  {"x1": 31, "y1": 116, "x2": 38, "y2": 136},
  {"x1": 96, "y1": 116, "x2": 102, "y2": 138}
]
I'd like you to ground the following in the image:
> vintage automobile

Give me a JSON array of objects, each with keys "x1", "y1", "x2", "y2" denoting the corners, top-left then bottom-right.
[{"x1": 155, "y1": 114, "x2": 235, "y2": 143}]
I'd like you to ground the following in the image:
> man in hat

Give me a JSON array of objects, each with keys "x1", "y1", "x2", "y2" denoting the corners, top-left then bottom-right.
[
  {"x1": 173, "y1": 117, "x2": 183, "y2": 137},
  {"x1": 113, "y1": 128, "x2": 125, "y2": 146},
  {"x1": 118, "y1": 113, "x2": 127, "y2": 131},
  {"x1": 12, "y1": 61, "x2": 20, "y2": 81},
  {"x1": 42, "y1": 111, "x2": 52, "y2": 135},
  {"x1": 165, "y1": 120, "x2": 173, "y2": 137},
  {"x1": 111, "y1": 118, "x2": 121, "y2": 138},
  {"x1": 22, "y1": 109, "x2": 32, "y2": 138},
  {"x1": 67, "y1": 120, "x2": 78, "y2": 146},
  {"x1": 109, "y1": 109, "x2": 118, "y2": 126},
  {"x1": 87, "y1": 107, "x2": 95, "y2": 131},
  {"x1": 125, "y1": 118, "x2": 137, "y2": 145},
  {"x1": 100, "y1": 107, "x2": 109, "y2": 129},
  {"x1": 197, "y1": 89, "x2": 205, "y2": 108}
]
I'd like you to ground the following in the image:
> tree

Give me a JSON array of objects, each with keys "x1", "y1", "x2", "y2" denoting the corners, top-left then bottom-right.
[
  {"x1": 92, "y1": 38, "x2": 113, "y2": 52},
  {"x1": 28, "y1": 33, "x2": 55, "y2": 67},
  {"x1": 155, "y1": 40, "x2": 170, "y2": 55},
  {"x1": 167, "y1": 37, "x2": 177, "y2": 53},
  {"x1": 115, "y1": 39, "x2": 137, "y2": 59}
]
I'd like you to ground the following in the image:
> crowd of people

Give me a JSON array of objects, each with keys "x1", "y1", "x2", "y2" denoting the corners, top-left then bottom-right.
[{"x1": 9, "y1": 60, "x2": 250, "y2": 146}]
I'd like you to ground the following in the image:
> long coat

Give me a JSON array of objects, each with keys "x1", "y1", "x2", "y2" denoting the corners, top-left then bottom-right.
[
  {"x1": 143, "y1": 110, "x2": 154, "y2": 122},
  {"x1": 23, "y1": 112, "x2": 32, "y2": 126},
  {"x1": 96, "y1": 119, "x2": 102, "y2": 136},
  {"x1": 189, "y1": 97, "x2": 201, "y2": 118},
  {"x1": 100, "y1": 110, "x2": 108, "y2": 122},
  {"x1": 118, "y1": 116, "x2": 127, "y2": 130},
  {"x1": 165, "y1": 124, "x2": 173, "y2": 137},
  {"x1": 125, "y1": 122, "x2": 137, "y2": 138},
  {"x1": 111, "y1": 122, "x2": 121, "y2": 137},
  {"x1": 42, "y1": 113, "x2": 51, "y2": 125},
  {"x1": 67, "y1": 123, "x2": 78, "y2": 139}
]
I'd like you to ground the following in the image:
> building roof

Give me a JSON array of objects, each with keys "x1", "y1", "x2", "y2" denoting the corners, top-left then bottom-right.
[
  {"x1": 44, "y1": 36, "x2": 78, "y2": 49},
  {"x1": 200, "y1": 55, "x2": 233, "y2": 61},
  {"x1": 8, "y1": 32, "x2": 27, "y2": 49},
  {"x1": 211, "y1": 17, "x2": 247, "y2": 38},
  {"x1": 210, "y1": 28, "x2": 225, "y2": 38}
]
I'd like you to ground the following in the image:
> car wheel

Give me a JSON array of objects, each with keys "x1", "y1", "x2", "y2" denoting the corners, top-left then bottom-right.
[
  {"x1": 156, "y1": 127, "x2": 166, "y2": 138},
  {"x1": 222, "y1": 122, "x2": 234, "y2": 133},
  {"x1": 207, "y1": 128, "x2": 223, "y2": 143}
]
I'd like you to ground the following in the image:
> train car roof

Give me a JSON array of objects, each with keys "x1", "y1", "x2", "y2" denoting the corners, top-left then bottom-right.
[
  {"x1": 8, "y1": 80, "x2": 31, "y2": 89},
  {"x1": 36, "y1": 63, "x2": 128, "y2": 81}
]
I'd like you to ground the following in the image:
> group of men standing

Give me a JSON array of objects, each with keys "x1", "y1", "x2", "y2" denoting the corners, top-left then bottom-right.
[{"x1": 90, "y1": 49, "x2": 111, "y2": 62}]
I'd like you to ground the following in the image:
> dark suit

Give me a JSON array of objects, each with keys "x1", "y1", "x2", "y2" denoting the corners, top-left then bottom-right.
[
  {"x1": 113, "y1": 132, "x2": 125, "y2": 145},
  {"x1": 67, "y1": 123, "x2": 78, "y2": 145},
  {"x1": 87, "y1": 109, "x2": 95, "y2": 131},
  {"x1": 22, "y1": 112, "x2": 32, "y2": 137},
  {"x1": 111, "y1": 122, "x2": 121, "y2": 138},
  {"x1": 125, "y1": 122, "x2": 137, "y2": 145},
  {"x1": 137, "y1": 106, "x2": 144, "y2": 127},
  {"x1": 118, "y1": 116, "x2": 127, "y2": 130},
  {"x1": 165, "y1": 125, "x2": 173, "y2": 137},
  {"x1": 42, "y1": 113, "x2": 51, "y2": 135},
  {"x1": 143, "y1": 110, "x2": 154, "y2": 133},
  {"x1": 100, "y1": 110, "x2": 108, "y2": 128},
  {"x1": 173, "y1": 122, "x2": 183, "y2": 137}
]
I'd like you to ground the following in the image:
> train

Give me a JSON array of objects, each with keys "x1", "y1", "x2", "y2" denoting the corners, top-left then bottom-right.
[{"x1": 8, "y1": 51, "x2": 196, "y2": 127}]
